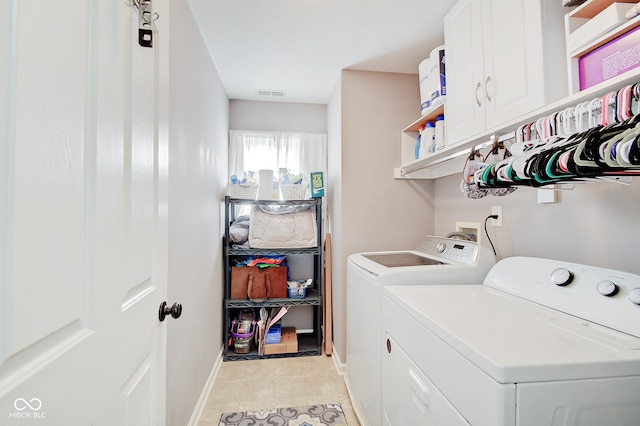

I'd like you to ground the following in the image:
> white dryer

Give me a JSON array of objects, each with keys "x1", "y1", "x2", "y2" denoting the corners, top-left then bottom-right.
[
  {"x1": 383, "y1": 257, "x2": 640, "y2": 426},
  {"x1": 346, "y1": 236, "x2": 495, "y2": 426}
]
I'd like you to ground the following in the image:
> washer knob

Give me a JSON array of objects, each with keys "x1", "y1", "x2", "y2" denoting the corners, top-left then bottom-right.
[
  {"x1": 434, "y1": 243, "x2": 446, "y2": 253},
  {"x1": 551, "y1": 268, "x2": 574, "y2": 286},
  {"x1": 629, "y1": 288, "x2": 640, "y2": 305},
  {"x1": 597, "y1": 280, "x2": 618, "y2": 297}
]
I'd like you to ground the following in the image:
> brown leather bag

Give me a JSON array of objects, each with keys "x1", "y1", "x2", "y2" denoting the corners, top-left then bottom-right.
[{"x1": 230, "y1": 266, "x2": 288, "y2": 300}]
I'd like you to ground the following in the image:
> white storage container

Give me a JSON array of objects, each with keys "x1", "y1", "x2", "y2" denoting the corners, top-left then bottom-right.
[
  {"x1": 419, "y1": 121, "x2": 436, "y2": 158},
  {"x1": 567, "y1": 2, "x2": 635, "y2": 54}
]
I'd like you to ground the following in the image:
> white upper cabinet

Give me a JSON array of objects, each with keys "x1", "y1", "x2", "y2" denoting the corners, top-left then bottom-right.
[
  {"x1": 444, "y1": 0, "x2": 568, "y2": 145},
  {"x1": 443, "y1": 0, "x2": 485, "y2": 142}
]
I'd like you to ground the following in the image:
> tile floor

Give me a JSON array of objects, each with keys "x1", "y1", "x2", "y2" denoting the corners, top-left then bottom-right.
[{"x1": 197, "y1": 353, "x2": 360, "y2": 425}]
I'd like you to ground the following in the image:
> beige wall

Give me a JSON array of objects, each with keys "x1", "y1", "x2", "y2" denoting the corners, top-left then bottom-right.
[
  {"x1": 434, "y1": 174, "x2": 640, "y2": 274},
  {"x1": 230, "y1": 99, "x2": 327, "y2": 133},
  {"x1": 330, "y1": 69, "x2": 435, "y2": 362},
  {"x1": 166, "y1": 1, "x2": 229, "y2": 424}
]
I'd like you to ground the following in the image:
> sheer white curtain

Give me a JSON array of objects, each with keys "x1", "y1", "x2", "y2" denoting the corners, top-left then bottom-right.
[{"x1": 229, "y1": 130, "x2": 327, "y2": 180}]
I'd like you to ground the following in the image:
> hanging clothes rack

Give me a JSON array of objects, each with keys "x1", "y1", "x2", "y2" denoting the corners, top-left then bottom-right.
[{"x1": 470, "y1": 82, "x2": 640, "y2": 191}]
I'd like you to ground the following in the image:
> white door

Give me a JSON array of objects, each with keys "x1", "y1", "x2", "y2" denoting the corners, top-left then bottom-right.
[{"x1": 0, "y1": 1, "x2": 170, "y2": 424}]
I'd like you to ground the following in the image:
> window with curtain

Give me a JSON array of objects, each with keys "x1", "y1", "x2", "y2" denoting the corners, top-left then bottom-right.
[{"x1": 228, "y1": 130, "x2": 328, "y2": 182}]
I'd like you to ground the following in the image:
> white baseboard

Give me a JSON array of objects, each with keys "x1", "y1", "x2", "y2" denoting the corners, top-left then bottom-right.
[
  {"x1": 331, "y1": 344, "x2": 347, "y2": 376},
  {"x1": 188, "y1": 346, "x2": 224, "y2": 426},
  {"x1": 344, "y1": 374, "x2": 367, "y2": 426},
  {"x1": 336, "y1": 346, "x2": 366, "y2": 424}
]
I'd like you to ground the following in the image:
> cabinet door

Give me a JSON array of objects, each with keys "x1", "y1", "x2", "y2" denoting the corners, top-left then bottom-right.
[
  {"x1": 444, "y1": 0, "x2": 486, "y2": 145},
  {"x1": 482, "y1": 0, "x2": 546, "y2": 128}
]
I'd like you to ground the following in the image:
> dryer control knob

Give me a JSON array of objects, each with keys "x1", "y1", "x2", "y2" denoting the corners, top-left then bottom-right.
[
  {"x1": 434, "y1": 243, "x2": 446, "y2": 253},
  {"x1": 551, "y1": 268, "x2": 574, "y2": 286},
  {"x1": 629, "y1": 288, "x2": 640, "y2": 305},
  {"x1": 597, "y1": 280, "x2": 618, "y2": 297}
]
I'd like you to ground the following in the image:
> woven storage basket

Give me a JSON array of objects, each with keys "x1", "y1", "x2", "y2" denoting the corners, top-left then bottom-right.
[
  {"x1": 280, "y1": 184, "x2": 307, "y2": 200},
  {"x1": 228, "y1": 184, "x2": 258, "y2": 200}
]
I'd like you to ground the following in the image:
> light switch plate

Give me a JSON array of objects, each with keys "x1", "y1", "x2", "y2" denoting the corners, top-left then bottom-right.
[{"x1": 537, "y1": 187, "x2": 557, "y2": 203}]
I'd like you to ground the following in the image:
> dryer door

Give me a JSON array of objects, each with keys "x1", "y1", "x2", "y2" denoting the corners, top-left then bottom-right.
[{"x1": 383, "y1": 334, "x2": 470, "y2": 426}]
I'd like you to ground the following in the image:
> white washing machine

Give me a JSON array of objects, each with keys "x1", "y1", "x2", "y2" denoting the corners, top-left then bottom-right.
[
  {"x1": 383, "y1": 257, "x2": 640, "y2": 426},
  {"x1": 346, "y1": 236, "x2": 495, "y2": 426}
]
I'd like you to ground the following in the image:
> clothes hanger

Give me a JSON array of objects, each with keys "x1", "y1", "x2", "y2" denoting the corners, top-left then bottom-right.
[{"x1": 468, "y1": 82, "x2": 640, "y2": 191}]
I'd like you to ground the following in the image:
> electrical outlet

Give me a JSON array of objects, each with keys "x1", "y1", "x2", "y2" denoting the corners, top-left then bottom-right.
[{"x1": 491, "y1": 206, "x2": 502, "y2": 227}]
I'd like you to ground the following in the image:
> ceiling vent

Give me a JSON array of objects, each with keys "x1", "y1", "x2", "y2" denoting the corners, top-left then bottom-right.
[{"x1": 257, "y1": 89, "x2": 286, "y2": 98}]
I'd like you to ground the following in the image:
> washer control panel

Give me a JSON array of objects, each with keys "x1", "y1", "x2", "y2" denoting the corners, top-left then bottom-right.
[
  {"x1": 548, "y1": 268, "x2": 636, "y2": 303},
  {"x1": 485, "y1": 257, "x2": 640, "y2": 339},
  {"x1": 417, "y1": 236, "x2": 479, "y2": 264}
]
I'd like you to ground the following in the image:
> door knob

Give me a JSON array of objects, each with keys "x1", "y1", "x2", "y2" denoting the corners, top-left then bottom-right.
[{"x1": 159, "y1": 301, "x2": 182, "y2": 321}]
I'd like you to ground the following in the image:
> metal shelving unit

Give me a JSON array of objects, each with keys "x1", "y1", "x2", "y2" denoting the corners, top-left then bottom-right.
[
  {"x1": 224, "y1": 334, "x2": 321, "y2": 361},
  {"x1": 222, "y1": 196, "x2": 323, "y2": 361}
]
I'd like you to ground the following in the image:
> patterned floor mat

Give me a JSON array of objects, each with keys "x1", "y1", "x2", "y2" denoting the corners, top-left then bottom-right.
[{"x1": 219, "y1": 403, "x2": 347, "y2": 426}]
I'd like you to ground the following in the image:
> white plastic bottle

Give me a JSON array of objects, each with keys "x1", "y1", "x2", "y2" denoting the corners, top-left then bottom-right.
[
  {"x1": 421, "y1": 121, "x2": 435, "y2": 157},
  {"x1": 435, "y1": 115, "x2": 446, "y2": 151}
]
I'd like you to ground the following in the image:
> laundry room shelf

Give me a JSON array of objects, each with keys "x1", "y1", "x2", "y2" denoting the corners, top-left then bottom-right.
[
  {"x1": 225, "y1": 289, "x2": 321, "y2": 308},
  {"x1": 222, "y1": 196, "x2": 323, "y2": 361},
  {"x1": 395, "y1": 67, "x2": 640, "y2": 179},
  {"x1": 227, "y1": 247, "x2": 322, "y2": 256},
  {"x1": 396, "y1": 0, "x2": 640, "y2": 181},
  {"x1": 224, "y1": 334, "x2": 322, "y2": 361}
]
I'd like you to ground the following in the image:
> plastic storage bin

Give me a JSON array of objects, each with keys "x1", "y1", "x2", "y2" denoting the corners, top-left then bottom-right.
[
  {"x1": 287, "y1": 286, "x2": 307, "y2": 299},
  {"x1": 228, "y1": 184, "x2": 258, "y2": 200},
  {"x1": 280, "y1": 184, "x2": 307, "y2": 200}
]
